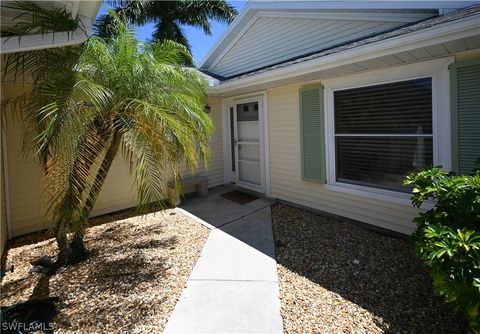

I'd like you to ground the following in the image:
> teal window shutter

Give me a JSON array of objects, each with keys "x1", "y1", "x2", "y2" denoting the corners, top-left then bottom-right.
[
  {"x1": 300, "y1": 85, "x2": 326, "y2": 182},
  {"x1": 451, "y1": 59, "x2": 480, "y2": 175}
]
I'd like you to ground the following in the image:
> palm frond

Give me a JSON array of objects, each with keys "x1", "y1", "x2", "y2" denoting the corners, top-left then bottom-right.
[
  {"x1": 152, "y1": 20, "x2": 191, "y2": 52},
  {"x1": 94, "y1": 0, "x2": 151, "y2": 38},
  {"x1": 94, "y1": 0, "x2": 237, "y2": 49},
  {"x1": 0, "y1": 1, "x2": 85, "y2": 38},
  {"x1": 7, "y1": 15, "x2": 212, "y2": 239}
]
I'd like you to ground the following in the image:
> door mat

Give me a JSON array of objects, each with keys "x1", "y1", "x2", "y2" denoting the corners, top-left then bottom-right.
[{"x1": 220, "y1": 190, "x2": 258, "y2": 205}]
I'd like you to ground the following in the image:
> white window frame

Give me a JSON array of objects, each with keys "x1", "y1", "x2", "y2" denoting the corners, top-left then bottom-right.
[{"x1": 323, "y1": 58, "x2": 453, "y2": 205}]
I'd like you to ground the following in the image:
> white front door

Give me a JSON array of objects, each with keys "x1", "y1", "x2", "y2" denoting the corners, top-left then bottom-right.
[{"x1": 227, "y1": 97, "x2": 265, "y2": 193}]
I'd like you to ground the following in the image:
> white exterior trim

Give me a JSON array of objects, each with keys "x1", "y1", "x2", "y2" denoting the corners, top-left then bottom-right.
[
  {"x1": 0, "y1": 0, "x2": 102, "y2": 55},
  {"x1": 247, "y1": 1, "x2": 477, "y2": 11},
  {"x1": 322, "y1": 58, "x2": 452, "y2": 205},
  {"x1": 199, "y1": 2, "x2": 255, "y2": 68},
  {"x1": 209, "y1": 13, "x2": 261, "y2": 71},
  {"x1": 208, "y1": 14, "x2": 479, "y2": 94},
  {"x1": 263, "y1": 91, "x2": 271, "y2": 197},
  {"x1": 1, "y1": 15, "x2": 93, "y2": 54},
  {"x1": 252, "y1": 11, "x2": 433, "y2": 23}
]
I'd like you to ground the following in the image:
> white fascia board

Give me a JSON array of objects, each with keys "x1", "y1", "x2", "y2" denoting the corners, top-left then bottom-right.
[
  {"x1": 198, "y1": 2, "x2": 254, "y2": 68},
  {"x1": 0, "y1": 0, "x2": 102, "y2": 54},
  {"x1": 209, "y1": 14, "x2": 480, "y2": 94},
  {"x1": 0, "y1": 15, "x2": 93, "y2": 54},
  {"x1": 257, "y1": 11, "x2": 435, "y2": 22},
  {"x1": 208, "y1": 13, "x2": 261, "y2": 70},
  {"x1": 248, "y1": 1, "x2": 480, "y2": 11}
]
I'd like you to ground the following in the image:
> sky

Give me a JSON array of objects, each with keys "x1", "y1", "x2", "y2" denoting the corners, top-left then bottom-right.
[{"x1": 96, "y1": 1, "x2": 248, "y2": 64}]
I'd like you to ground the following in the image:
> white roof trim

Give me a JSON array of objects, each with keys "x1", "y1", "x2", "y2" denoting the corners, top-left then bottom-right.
[
  {"x1": 257, "y1": 11, "x2": 434, "y2": 22},
  {"x1": 199, "y1": 1, "x2": 255, "y2": 69},
  {"x1": 1, "y1": 16, "x2": 92, "y2": 54},
  {"x1": 208, "y1": 13, "x2": 480, "y2": 94},
  {"x1": 208, "y1": 13, "x2": 260, "y2": 71},
  {"x1": 246, "y1": 1, "x2": 479, "y2": 11},
  {"x1": 0, "y1": 1, "x2": 101, "y2": 54},
  {"x1": 199, "y1": 1, "x2": 480, "y2": 69}
]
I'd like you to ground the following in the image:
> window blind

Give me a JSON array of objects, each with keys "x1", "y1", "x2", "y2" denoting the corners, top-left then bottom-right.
[{"x1": 334, "y1": 78, "x2": 433, "y2": 192}]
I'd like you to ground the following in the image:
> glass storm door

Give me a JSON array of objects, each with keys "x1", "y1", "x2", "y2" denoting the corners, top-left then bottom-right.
[{"x1": 232, "y1": 100, "x2": 264, "y2": 192}]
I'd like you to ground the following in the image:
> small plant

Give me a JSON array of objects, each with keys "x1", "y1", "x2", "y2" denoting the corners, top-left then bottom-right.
[{"x1": 404, "y1": 167, "x2": 480, "y2": 333}]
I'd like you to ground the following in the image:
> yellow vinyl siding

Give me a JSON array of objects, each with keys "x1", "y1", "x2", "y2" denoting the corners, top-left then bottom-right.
[
  {"x1": 90, "y1": 157, "x2": 136, "y2": 217},
  {"x1": 1, "y1": 83, "x2": 7, "y2": 252},
  {"x1": 1, "y1": 84, "x2": 224, "y2": 237},
  {"x1": 202, "y1": 97, "x2": 224, "y2": 187},
  {"x1": 267, "y1": 84, "x2": 420, "y2": 234},
  {"x1": 3, "y1": 84, "x2": 46, "y2": 236},
  {"x1": 178, "y1": 96, "x2": 224, "y2": 193}
]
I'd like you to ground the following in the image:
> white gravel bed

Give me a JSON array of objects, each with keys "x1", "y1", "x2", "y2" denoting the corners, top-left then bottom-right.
[
  {"x1": 1, "y1": 208, "x2": 209, "y2": 333},
  {"x1": 272, "y1": 204, "x2": 466, "y2": 334}
]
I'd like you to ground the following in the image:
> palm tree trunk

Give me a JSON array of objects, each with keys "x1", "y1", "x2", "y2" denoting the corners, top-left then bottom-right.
[
  {"x1": 54, "y1": 128, "x2": 106, "y2": 266},
  {"x1": 55, "y1": 228, "x2": 70, "y2": 267},
  {"x1": 68, "y1": 129, "x2": 122, "y2": 261}
]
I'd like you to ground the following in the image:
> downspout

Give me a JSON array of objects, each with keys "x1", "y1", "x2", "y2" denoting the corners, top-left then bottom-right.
[{"x1": 2, "y1": 130, "x2": 12, "y2": 239}]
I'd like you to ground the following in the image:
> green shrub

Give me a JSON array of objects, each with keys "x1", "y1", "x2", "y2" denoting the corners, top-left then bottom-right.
[{"x1": 404, "y1": 167, "x2": 480, "y2": 333}]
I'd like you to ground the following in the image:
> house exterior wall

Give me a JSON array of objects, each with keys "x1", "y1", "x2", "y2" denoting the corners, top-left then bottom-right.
[
  {"x1": 3, "y1": 107, "x2": 46, "y2": 236},
  {"x1": 262, "y1": 53, "x2": 479, "y2": 235},
  {"x1": 1, "y1": 84, "x2": 224, "y2": 238},
  {"x1": 1, "y1": 142, "x2": 6, "y2": 252},
  {"x1": 205, "y1": 97, "x2": 225, "y2": 187},
  {"x1": 1, "y1": 83, "x2": 6, "y2": 252},
  {"x1": 183, "y1": 96, "x2": 225, "y2": 189},
  {"x1": 267, "y1": 84, "x2": 421, "y2": 234}
]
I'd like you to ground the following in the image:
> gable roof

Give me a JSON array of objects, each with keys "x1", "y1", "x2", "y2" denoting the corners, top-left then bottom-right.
[
  {"x1": 207, "y1": 4, "x2": 480, "y2": 96},
  {"x1": 200, "y1": 1, "x2": 480, "y2": 79},
  {"x1": 223, "y1": 3, "x2": 480, "y2": 82}
]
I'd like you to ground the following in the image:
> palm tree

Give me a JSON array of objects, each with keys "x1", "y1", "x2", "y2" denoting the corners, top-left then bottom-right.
[
  {"x1": 95, "y1": 0, "x2": 237, "y2": 52},
  {"x1": 3, "y1": 12, "x2": 213, "y2": 266}
]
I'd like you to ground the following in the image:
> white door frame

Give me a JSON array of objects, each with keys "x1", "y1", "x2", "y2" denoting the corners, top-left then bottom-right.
[{"x1": 222, "y1": 91, "x2": 270, "y2": 195}]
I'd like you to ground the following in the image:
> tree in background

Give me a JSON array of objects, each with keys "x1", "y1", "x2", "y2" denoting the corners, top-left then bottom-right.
[
  {"x1": 95, "y1": 0, "x2": 237, "y2": 52},
  {"x1": 3, "y1": 6, "x2": 212, "y2": 266}
]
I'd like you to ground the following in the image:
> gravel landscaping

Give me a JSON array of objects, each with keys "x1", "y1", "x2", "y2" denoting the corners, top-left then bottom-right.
[
  {"x1": 1, "y1": 208, "x2": 209, "y2": 333},
  {"x1": 272, "y1": 203, "x2": 466, "y2": 334}
]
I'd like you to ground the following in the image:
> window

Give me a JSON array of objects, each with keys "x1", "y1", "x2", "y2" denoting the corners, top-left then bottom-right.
[{"x1": 333, "y1": 78, "x2": 433, "y2": 192}]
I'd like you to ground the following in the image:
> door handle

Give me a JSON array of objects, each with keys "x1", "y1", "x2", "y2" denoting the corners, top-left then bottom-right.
[{"x1": 234, "y1": 138, "x2": 238, "y2": 146}]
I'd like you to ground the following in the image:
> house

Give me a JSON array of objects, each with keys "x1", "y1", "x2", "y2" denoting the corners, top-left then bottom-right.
[
  {"x1": 1, "y1": 1, "x2": 479, "y2": 251},
  {"x1": 198, "y1": 1, "x2": 480, "y2": 235},
  {"x1": 0, "y1": 0, "x2": 102, "y2": 252}
]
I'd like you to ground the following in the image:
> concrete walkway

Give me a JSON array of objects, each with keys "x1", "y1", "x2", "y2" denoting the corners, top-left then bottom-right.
[{"x1": 164, "y1": 187, "x2": 284, "y2": 334}]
